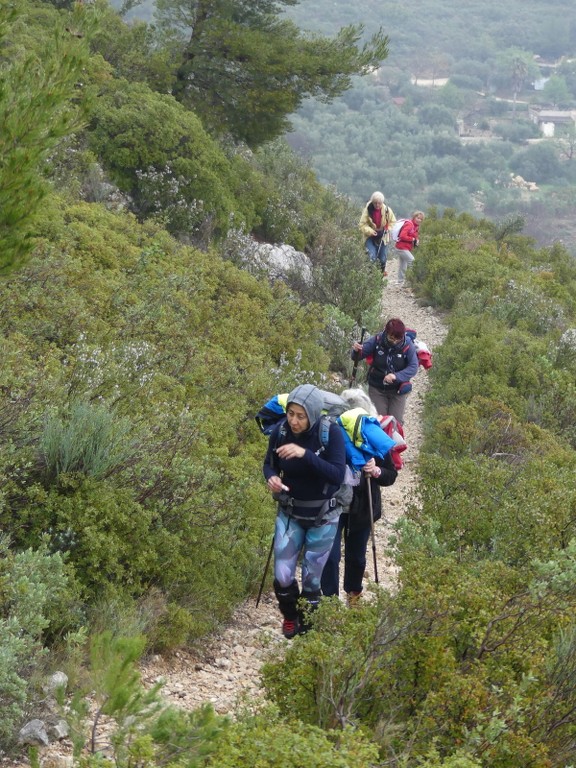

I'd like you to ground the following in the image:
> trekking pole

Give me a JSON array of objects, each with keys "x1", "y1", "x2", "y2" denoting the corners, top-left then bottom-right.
[
  {"x1": 256, "y1": 533, "x2": 275, "y2": 608},
  {"x1": 366, "y1": 477, "x2": 379, "y2": 584},
  {"x1": 349, "y1": 327, "x2": 367, "y2": 387}
]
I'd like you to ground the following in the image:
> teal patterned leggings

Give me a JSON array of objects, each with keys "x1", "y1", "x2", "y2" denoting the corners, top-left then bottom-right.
[{"x1": 273, "y1": 508, "x2": 339, "y2": 593}]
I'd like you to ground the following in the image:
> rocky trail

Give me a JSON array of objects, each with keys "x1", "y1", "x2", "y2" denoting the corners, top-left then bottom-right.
[
  {"x1": 137, "y1": 279, "x2": 447, "y2": 717},
  {"x1": 10, "y1": 272, "x2": 446, "y2": 766}
]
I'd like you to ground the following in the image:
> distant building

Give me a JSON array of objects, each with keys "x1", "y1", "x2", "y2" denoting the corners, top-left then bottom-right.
[
  {"x1": 529, "y1": 107, "x2": 576, "y2": 137},
  {"x1": 410, "y1": 77, "x2": 449, "y2": 88}
]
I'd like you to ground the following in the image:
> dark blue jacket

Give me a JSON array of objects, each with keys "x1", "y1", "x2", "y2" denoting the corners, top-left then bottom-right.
[
  {"x1": 355, "y1": 333, "x2": 418, "y2": 392},
  {"x1": 263, "y1": 419, "x2": 346, "y2": 513}
]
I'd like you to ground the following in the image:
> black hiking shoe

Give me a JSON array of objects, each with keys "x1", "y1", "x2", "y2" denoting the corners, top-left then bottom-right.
[{"x1": 282, "y1": 618, "x2": 300, "y2": 639}]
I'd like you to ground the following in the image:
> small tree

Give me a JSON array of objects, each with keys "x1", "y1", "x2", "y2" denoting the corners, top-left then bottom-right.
[
  {"x1": 0, "y1": 2, "x2": 90, "y2": 272},
  {"x1": 541, "y1": 75, "x2": 573, "y2": 109},
  {"x1": 155, "y1": 0, "x2": 389, "y2": 147}
]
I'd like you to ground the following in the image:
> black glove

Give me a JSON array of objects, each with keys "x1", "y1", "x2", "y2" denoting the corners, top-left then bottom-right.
[{"x1": 413, "y1": 238, "x2": 419, "y2": 248}]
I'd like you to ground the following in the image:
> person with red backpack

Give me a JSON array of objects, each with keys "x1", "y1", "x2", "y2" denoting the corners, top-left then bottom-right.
[
  {"x1": 351, "y1": 318, "x2": 418, "y2": 425},
  {"x1": 394, "y1": 210, "x2": 424, "y2": 287}
]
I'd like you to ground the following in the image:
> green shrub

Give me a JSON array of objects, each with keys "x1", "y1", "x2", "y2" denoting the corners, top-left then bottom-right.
[
  {"x1": 413, "y1": 239, "x2": 504, "y2": 309},
  {"x1": 0, "y1": 538, "x2": 77, "y2": 750},
  {"x1": 319, "y1": 304, "x2": 358, "y2": 376},
  {"x1": 308, "y1": 232, "x2": 382, "y2": 325},
  {"x1": 65, "y1": 631, "x2": 228, "y2": 767},
  {"x1": 39, "y1": 401, "x2": 133, "y2": 483},
  {"x1": 262, "y1": 594, "x2": 412, "y2": 730},
  {"x1": 88, "y1": 80, "x2": 246, "y2": 240},
  {"x1": 490, "y1": 279, "x2": 567, "y2": 334},
  {"x1": 18, "y1": 479, "x2": 158, "y2": 600},
  {"x1": 206, "y1": 704, "x2": 379, "y2": 768}
]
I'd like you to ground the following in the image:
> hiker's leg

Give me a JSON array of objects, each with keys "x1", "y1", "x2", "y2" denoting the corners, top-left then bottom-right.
[
  {"x1": 273, "y1": 509, "x2": 305, "y2": 588},
  {"x1": 386, "y1": 392, "x2": 408, "y2": 425},
  {"x1": 273, "y1": 511, "x2": 306, "y2": 637},
  {"x1": 365, "y1": 237, "x2": 378, "y2": 262},
  {"x1": 321, "y1": 514, "x2": 345, "y2": 597},
  {"x1": 301, "y1": 519, "x2": 340, "y2": 594},
  {"x1": 298, "y1": 521, "x2": 339, "y2": 633},
  {"x1": 273, "y1": 578, "x2": 300, "y2": 621},
  {"x1": 397, "y1": 250, "x2": 414, "y2": 284},
  {"x1": 299, "y1": 586, "x2": 322, "y2": 633},
  {"x1": 379, "y1": 242, "x2": 389, "y2": 272},
  {"x1": 368, "y1": 385, "x2": 392, "y2": 418},
  {"x1": 396, "y1": 251, "x2": 408, "y2": 283},
  {"x1": 342, "y1": 526, "x2": 372, "y2": 595}
]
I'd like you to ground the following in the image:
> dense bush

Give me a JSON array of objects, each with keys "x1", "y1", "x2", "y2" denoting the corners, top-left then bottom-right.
[
  {"x1": 87, "y1": 80, "x2": 258, "y2": 242},
  {"x1": 0, "y1": 538, "x2": 80, "y2": 750},
  {"x1": 206, "y1": 705, "x2": 379, "y2": 768}
]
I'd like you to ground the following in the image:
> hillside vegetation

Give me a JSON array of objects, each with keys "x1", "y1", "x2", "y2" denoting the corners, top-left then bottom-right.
[{"x1": 1, "y1": 1, "x2": 576, "y2": 766}]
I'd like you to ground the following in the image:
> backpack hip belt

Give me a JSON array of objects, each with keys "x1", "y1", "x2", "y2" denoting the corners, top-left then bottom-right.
[{"x1": 275, "y1": 492, "x2": 337, "y2": 526}]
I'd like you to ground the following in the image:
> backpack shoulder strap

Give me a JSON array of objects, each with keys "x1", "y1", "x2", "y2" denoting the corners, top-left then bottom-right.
[
  {"x1": 351, "y1": 413, "x2": 364, "y2": 446},
  {"x1": 271, "y1": 418, "x2": 288, "y2": 472},
  {"x1": 317, "y1": 414, "x2": 331, "y2": 454}
]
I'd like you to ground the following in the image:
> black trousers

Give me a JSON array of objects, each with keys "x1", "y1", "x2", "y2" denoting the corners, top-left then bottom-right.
[{"x1": 321, "y1": 513, "x2": 371, "y2": 597}]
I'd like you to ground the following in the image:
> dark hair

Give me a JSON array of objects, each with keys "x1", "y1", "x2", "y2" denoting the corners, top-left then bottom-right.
[{"x1": 385, "y1": 318, "x2": 406, "y2": 338}]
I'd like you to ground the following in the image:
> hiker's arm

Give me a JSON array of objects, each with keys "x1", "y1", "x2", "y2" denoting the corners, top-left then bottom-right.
[
  {"x1": 359, "y1": 208, "x2": 377, "y2": 237},
  {"x1": 276, "y1": 443, "x2": 305, "y2": 460},
  {"x1": 364, "y1": 454, "x2": 397, "y2": 487},
  {"x1": 398, "y1": 220, "x2": 415, "y2": 246},
  {"x1": 395, "y1": 344, "x2": 419, "y2": 382},
  {"x1": 374, "y1": 453, "x2": 398, "y2": 487},
  {"x1": 263, "y1": 429, "x2": 285, "y2": 492},
  {"x1": 351, "y1": 335, "x2": 375, "y2": 360}
]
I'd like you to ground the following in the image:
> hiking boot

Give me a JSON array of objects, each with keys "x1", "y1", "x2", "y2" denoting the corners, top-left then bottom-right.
[
  {"x1": 282, "y1": 618, "x2": 300, "y2": 639},
  {"x1": 298, "y1": 590, "x2": 321, "y2": 634},
  {"x1": 346, "y1": 591, "x2": 363, "y2": 608},
  {"x1": 274, "y1": 579, "x2": 300, "y2": 638}
]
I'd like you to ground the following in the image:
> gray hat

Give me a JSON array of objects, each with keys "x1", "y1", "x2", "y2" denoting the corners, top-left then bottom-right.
[{"x1": 286, "y1": 384, "x2": 323, "y2": 430}]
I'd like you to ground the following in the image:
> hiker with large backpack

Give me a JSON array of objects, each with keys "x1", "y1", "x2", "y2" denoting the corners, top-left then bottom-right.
[
  {"x1": 262, "y1": 384, "x2": 347, "y2": 639},
  {"x1": 392, "y1": 210, "x2": 425, "y2": 288},
  {"x1": 358, "y1": 191, "x2": 397, "y2": 276},
  {"x1": 352, "y1": 318, "x2": 418, "y2": 426},
  {"x1": 321, "y1": 388, "x2": 398, "y2": 606}
]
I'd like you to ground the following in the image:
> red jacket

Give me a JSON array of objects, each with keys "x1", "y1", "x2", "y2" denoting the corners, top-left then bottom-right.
[{"x1": 395, "y1": 218, "x2": 419, "y2": 251}]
